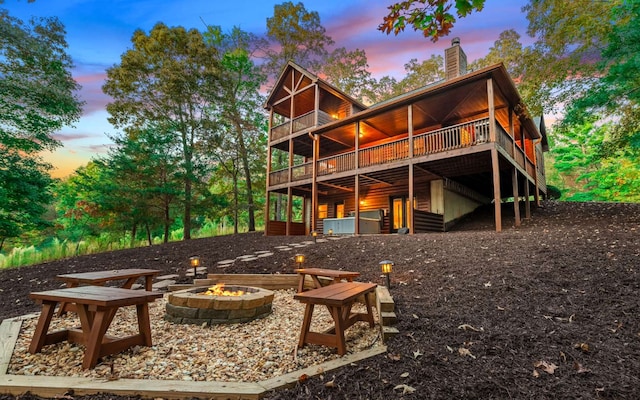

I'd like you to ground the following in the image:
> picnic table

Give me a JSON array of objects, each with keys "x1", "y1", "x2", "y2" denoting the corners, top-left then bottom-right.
[
  {"x1": 56, "y1": 268, "x2": 160, "y2": 315},
  {"x1": 294, "y1": 267, "x2": 360, "y2": 292},
  {"x1": 294, "y1": 281, "x2": 377, "y2": 355},
  {"x1": 29, "y1": 286, "x2": 163, "y2": 369}
]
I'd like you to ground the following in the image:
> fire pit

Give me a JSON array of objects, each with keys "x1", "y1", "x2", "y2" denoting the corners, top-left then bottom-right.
[{"x1": 165, "y1": 284, "x2": 274, "y2": 325}]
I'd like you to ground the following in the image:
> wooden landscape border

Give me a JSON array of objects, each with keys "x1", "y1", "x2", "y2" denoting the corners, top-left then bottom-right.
[{"x1": 0, "y1": 274, "x2": 389, "y2": 400}]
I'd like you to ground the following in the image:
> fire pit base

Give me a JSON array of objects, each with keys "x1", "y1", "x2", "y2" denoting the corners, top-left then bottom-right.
[{"x1": 165, "y1": 285, "x2": 274, "y2": 325}]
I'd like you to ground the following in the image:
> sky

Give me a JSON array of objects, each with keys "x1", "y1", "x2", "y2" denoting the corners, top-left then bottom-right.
[{"x1": 4, "y1": 0, "x2": 532, "y2": 178}]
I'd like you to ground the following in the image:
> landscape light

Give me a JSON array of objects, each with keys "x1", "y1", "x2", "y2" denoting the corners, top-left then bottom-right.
[
  {"x1": 328, "y1": 228, "x2": 333, "y2": 236},
  {"x1": 379, "y1": 260, "x2": 394, "y2": 288},
  {"x1": 190, "y1": 256, "x2": 200, "y2": 279},
  {"x1": 312, "y1": 230, "x2": 318, "y2": 243},
  {"x1": 295, "y1": 254, "x2": 305, "y2": 269}
]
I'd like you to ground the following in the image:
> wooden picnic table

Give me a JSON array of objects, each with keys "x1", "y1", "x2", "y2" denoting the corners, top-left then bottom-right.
[
  {"x1": 56, "y1": 268, "x2": 160, "y2": 315},
  {"x1": 294, "y1": 267, "x2": 361, "y2": 292},
  {"x1": 294, "y1": 281, "x2": 377, "y2": 355},
  {"x1": 29, "y1": 286, "x2": 163, "y2": 369}
]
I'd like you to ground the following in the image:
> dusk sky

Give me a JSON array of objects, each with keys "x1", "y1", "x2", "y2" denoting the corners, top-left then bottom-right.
[{"x1": 5, "y1": 0, "x2": 531, "y2": 178}]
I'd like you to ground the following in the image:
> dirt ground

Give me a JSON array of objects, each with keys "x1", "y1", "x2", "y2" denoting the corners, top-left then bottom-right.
[{"x1": 1, "y1": 200, "x2": 639, "y2": 400}]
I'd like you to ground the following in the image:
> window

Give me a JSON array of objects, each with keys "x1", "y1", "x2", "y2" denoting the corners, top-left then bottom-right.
[
  {"x1": 335, "y1": 203, "x2": 344, "y2": 218},
  {"x1": 318, "y1": 204, "x2": 328, "y2": 219}
]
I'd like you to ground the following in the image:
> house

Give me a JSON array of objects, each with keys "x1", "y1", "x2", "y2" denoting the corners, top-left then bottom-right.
[{"x1": 264, "y1": 38, "x2": 549, "y2": 236}]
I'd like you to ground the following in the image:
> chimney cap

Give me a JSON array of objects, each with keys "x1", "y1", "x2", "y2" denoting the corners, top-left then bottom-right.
[{"x1": 451, "y1": 37, "x2": 460, "y2": 46}]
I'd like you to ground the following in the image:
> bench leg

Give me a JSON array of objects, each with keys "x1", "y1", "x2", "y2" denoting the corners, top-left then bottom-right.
[
  {"x1": 329, "y1": 305, "x2": 347, "y2": 356},
  {"x1": 136, "y1": 303, "x2": 153, "y2": 346},
  {"x1": 29, "y1": 302, "x2": 57, "y2": 354},
  {"x1": 82, "y1": 307, "x2": 112, "y2": 369},
  {"x1": 298, "y1": 303, "x2": 315, "y2": 349}
]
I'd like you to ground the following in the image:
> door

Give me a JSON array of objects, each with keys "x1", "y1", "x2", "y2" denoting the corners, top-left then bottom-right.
[{"x1": 390, "y1": 196, "x2": 411, "y2": 232}]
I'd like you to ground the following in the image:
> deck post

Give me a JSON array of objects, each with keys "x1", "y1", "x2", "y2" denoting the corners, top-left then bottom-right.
[
  {"x1": 524, "y1": 179, "x2": 531, "y2": 219},
  {"x1": 311, "y1": 134, "x2": 318, "y2": 233},
  {"x1": 512, "y1": 168, "x2": 521, "y2": 227},
  {"x1": 408, "y1": 105, "x2": 414, "y2": 234},
  {"x1": 265, "y1": 109, "x2": 273, "y2": 236},
  {"x1": 286, "y1": 187, "x2": 292, "y2": 236},
  {"x1": 355, "y1": 175, "x2": 360, "y2": 235},
  {"x1": 491, "y1": 148, "x2": 502, "y2": 232}
]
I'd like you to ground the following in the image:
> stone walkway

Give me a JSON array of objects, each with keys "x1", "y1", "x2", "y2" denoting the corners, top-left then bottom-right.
[{"x1": 149, "y1": 235, "x2": 349, "y2": 290}]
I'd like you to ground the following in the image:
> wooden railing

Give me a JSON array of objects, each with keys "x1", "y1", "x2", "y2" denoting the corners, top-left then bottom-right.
[
  {"x1": 292, "y1": 162, "x2": 313, "y2": 181},
  {"x1": 272, "y1": 117, "x2": 542, "y2": 186},
  {"x1": 359, "y1": 139, "x2": 409, "y2": 167},
  {"x1": 270, "y1": 110, "x2": 335, "y2": 142},
  {"x1": 317, "y1": 151, "x2": 354, "y2": 176},
  {"x1": 414, "y1": 119, "x2": 489, "y2": 157},
  {"x1": 269, "y1": 169, "x2": 289, "y2": 186}
]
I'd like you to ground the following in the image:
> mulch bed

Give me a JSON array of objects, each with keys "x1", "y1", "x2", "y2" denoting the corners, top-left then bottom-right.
[{"x1": 1, "y1": 200, "x2": 639, "y2": 399}]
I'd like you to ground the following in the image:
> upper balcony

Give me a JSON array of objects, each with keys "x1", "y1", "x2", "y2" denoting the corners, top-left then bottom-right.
[
  {"x1": 268, "y1": 117, "x2": 541, "y2": 188},
  {"x1": 270, "y1": 110, "x2": 335, "y2": 142}
]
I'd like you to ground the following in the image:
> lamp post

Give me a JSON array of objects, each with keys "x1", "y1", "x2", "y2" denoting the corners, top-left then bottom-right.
[
  {"x1": 190, "y1": 256, "x2": 200, "y2": 279},
  {"x1": 295, "y1": 254, "x2": 305, "y2": 269},
  {"x1": 380, "y1": 260, "x2": 394, "y2": 289},
  {"x1": 311, "y1": 230, "x2": 317, "y2": 243}
]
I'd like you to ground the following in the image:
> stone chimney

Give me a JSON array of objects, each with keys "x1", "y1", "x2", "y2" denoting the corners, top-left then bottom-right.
[{"x1": 445, "y1": 37, "x2": 467, "y2": 80}]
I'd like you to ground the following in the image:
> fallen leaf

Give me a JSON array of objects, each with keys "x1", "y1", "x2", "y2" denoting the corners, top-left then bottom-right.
[
  {"x1": 458, "y1": 324, "x2": 484, "y2": 332},
  {"x1": 458, "y1": 347, "x2": 476, "y2": 359},
  {"x1": 497, "y1": 306, "x2": 505, "y2": 311},
  {"x1": 400, "y1": 372, "x2": 410, "y2": 378},
  {"x1": 534, "y1": 360, "x2": 557, "y2": 374},
  {"x1": 484, "y1": 281, "x2": 492, "y2": 287},
  {"x1": 394, "y1": 384, "x2": 416, "y2": 394},
  {"x1": 413, "y1": 350, "x2": 423, "y2": 359},
  {"x1": 388, "y1": 353, "x2": 401, "y2": 361},
  {"x1": 574, "y1": 342, "x2": 590, "y2": 353},
  {"x1": 298, "y1": 373, "x2": 309, "y2": 382},
  {"x1": 532, "y1": 369, "x2": 540, "y2": 378},
  {"x1": 574, "y1": 361, "x2": 591, "y2": 374},
  {"x1": 446, "y1": 345, "x2": 454, "y2": 353},
  {"x1": 413, "y1": 314, "x2": 419, "y2": 319},
  {"x1": 324, "y1": 380, "x2": 335, "y2": 388}
]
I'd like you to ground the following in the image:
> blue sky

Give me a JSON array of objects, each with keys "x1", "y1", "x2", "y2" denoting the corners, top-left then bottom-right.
[{"x1": 4, "y1": 0, "x2": 531, "y2": 177}]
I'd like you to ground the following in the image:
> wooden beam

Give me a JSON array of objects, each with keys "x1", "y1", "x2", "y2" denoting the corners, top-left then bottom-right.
[
  {"x1": 318, "y1": 182, "x2": 354, "y2": 192},
  {"x1": 488, "y1": 78, "x2": 496, "y2": 143},
  {"x1": 360, "y1": 174, "x2": 393, "y2": 186},
  {"x1": 409, "y1": 165, "x2": 414, "y2": 235},
  {"x1": 311, "y1": 135, "x2": 318, "y2": 232},
  {"x1": 355, "y1": 175, "x2": 360, "y2": 235},
  {"x1": 512, "y1": 168, "x2": 521, "y2": 227},
  {"x1": 286, "y1": 186, "x2": 292, "y2": 236},
  {"x1": 491, "y1": 148, "x2": 502, "y2": 232}
]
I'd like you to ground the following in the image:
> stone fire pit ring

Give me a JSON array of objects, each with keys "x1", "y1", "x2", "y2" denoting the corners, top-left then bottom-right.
[{"x1": 165, "y1": 285, "x2": 274, "y2": 325}]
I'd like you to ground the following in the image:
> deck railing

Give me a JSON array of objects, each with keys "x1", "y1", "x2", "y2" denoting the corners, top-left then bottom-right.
[
  {"x1": 270, "y1": 110, "x2": 335, "y2": 142},
  {"x1": 273, "y1": 116, "x2": 540, "y2": 186},
  {"x1": 292, "y1": 162, "x2": 313, "y2": 181},
  {"x1": 317, "y1": 151, "x2": 355, "y2": 176}
]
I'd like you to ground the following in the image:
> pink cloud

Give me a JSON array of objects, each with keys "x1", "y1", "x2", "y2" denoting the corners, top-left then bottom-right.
[{"x1": 52, "y1": 132, "x2": 99, "y2": 142}]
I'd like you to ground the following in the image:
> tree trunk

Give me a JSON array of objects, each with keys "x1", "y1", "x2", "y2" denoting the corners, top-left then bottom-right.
[
  {"x1": 163, "y1": 198, "x2": 170, "y2": 243},
  {"x1": 130, "y1": 223, "x2": 137, "y2": 248},
  {"x1": 234, "y1": 124, "x2": 256, "y2": 232},
  {"x1": 145, "y1": 222, "x2": 152, "y2": 246},
  {"x1": 233, "y1": 167, "x2": 239, "y2": 234}
]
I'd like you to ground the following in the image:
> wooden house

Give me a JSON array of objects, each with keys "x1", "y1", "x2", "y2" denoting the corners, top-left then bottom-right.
[{"x1": 264, "y1": 38, "x2": 548, "y2": 236}]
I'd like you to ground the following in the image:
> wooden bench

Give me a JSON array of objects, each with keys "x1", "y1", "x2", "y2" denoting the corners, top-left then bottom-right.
[
  {"x1": 295, "y1": 268, "x2": 360, "y2": 292},
  {"x1": 56, "y1": 268, "x2": 160, "y2": 315},
  {"x1": 29, "y1": 286, "x2": 163, "y2": 369},
  {"x1": 294, "y1": 281, "x2": 377, "y2": 355}
]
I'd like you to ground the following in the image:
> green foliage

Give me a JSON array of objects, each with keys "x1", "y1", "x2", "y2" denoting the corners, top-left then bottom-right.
[
  {"x1": 0, "y1": 8, "x2": 82, "y2": 248},
  {"x1": 321, "y1": 47, "x2": 374, "y2": 104},
  {"x1": 103, "y1": 23, "x2": 221, "y2": 240},
  {"x1": 264, "y1": 1, "x2": 334, "y2": 78},
  {"x1": 379, "y1": 0, "x2": 485, "y2": 41}
]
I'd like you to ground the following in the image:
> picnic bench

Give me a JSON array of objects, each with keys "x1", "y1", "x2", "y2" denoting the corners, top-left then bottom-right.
[
  {"x1": 295, "y1": 267, "x2": 360, "y2": 292},
  {"x1": 294, "y1": 281, "x2": 377, "y2": 355},
  {"x1": 29, "y1": 286, "x2": 163, "y2": 369},
  {"x1": 56, "y1": 268, "x2": 160, "y2": 315}
]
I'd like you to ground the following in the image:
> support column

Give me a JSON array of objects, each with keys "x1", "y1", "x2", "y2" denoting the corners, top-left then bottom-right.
[
  {"x1": 311, "y1": 135, "x2": 318, "y2": 234},
  {"x1": 409, "y1": 165, "x2": 414, "y2": 234},
  {"x1": 265, "y1": 110, "x2": 273, "y2": 236},
  {"x1": 524, "y1": 180, "x2": 531, "y2": 219},
  {"x1": 512, "y1": 168, "x2": 521, "y2": 227},
  {"x1": 491, "y1": 148, "x2": 502, "y2": 232},
  {"x1": 286, "y1": 187, "x2": 292, "y2": 236},
  {"x1": 488, "y1": 78, "x2": 496, "y2": 143},
  {"x1": 355, "y1": 175, "x2": 360, "y2": 235}
]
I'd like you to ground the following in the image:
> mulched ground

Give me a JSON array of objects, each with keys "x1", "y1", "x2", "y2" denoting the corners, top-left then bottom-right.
[{"x1": 1, "y1": 200, "x2": 639, "y2": 400}]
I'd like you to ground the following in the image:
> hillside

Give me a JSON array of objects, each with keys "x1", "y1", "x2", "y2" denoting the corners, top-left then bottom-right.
[{"x1": 1, "y1": 201, "x2": 639, "y2": 399}]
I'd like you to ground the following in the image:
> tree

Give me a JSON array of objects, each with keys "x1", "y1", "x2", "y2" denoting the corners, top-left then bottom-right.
[
  {"x1": 206, "y1": 26, "x2": 268, "y2": 233},
  {"x1": 321, "y1": 47, "x2": 374, "y2": 104},
  {"x1": 0, "y1": 7, "x2": 82, "y2": 249},
  {"x1": 264, "y1": 1, "x2": 334, "y2": 79},
  {"x1": 379, "y1": 0, "x2": 485, "y2": 41},
  {"x1": 398, "y1": 54, "x2": 444, "y2": 92},
  {"x1": 103, "y1": 23, "x2": 220, "y2": 240}
]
